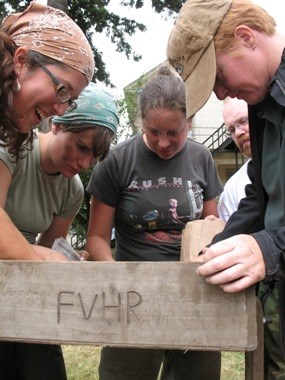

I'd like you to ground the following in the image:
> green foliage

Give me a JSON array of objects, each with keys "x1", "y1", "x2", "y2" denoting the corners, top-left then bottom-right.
[
  {"x1": 0, "y1": 0, "x2": 181, "y2": 85},
  {"x1": 63, "y1": 346, "x2": 245, "y2": 380},
  {"x1": 122, "y1": 0, "x2": 183, "y2": 14},
  {"x1": 123, "y1": 73, "x2": 148, "y2": 134},
  {"x1": 115, "y1": 96, "x2": 134, "y2": 141},
  {"x1": 154, "y1": 0, "x2": 183, "y2": 14},
  {"x1": 68, "y1": 0, "x2": 146, "y2": 86}
]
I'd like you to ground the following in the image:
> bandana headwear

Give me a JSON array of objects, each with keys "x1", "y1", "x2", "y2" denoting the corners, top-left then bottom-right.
[
  {"x1": 2, "y1": 1, "x2": 94, "y2": 82},
  {"x1": 52, "y1": 82, "x2": 119, "y2": 134}
]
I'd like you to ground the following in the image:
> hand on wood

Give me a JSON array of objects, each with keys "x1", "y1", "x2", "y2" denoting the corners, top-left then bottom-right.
[{"x1": 197, "y1": 234, "x2": 266, "y2": 293}]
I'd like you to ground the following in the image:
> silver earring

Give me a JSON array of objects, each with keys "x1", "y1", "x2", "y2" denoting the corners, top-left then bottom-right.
[{"x1": 16, "y1": 78, "x2": 21, "y2": 92}]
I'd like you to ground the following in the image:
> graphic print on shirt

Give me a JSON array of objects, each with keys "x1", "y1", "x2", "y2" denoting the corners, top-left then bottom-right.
[{"x1": 118, "y1": 175, "x2": 204, "y2": 244}]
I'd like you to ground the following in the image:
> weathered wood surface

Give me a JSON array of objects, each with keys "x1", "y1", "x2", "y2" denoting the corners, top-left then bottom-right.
[
  {"x1": 245, "y1": 298, "x2": 264, "y2": 380},
  {"x1": 0, "y1": 260, "x2": 257, "y2": 351},
  {"x1": 180, "y1": 220, "x2": 264, "y2": 380},
  {"x1": 181, "y1": 219, "x2": 225, "y2": 262}
]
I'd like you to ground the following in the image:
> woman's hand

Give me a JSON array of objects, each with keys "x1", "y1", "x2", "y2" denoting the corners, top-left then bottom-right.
[{"x1": 77, "y1": 250, "x2": 89, "y2": 261}]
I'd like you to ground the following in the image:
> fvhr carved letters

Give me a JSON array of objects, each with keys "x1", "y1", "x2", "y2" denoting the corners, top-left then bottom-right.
[{"x1": 57, "y1": 290, "x2": 142, "y2": 324}]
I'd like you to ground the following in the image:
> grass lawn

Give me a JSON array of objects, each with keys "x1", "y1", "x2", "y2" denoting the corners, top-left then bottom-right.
[{"x1": 63, "y1": 346, "x2": 245, "y2": 379}]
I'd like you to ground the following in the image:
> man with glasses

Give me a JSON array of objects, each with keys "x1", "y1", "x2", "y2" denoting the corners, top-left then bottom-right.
[{"x1": 218, "y1": 97, "x2": 251, "y2": 222}]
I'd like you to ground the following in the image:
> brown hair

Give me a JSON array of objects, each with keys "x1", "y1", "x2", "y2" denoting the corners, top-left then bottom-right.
[
  {"x1": 214, "y1": 0, "x2": 276, "y2": 54},
  {"x1": 0, "y1": 35, "x2": 66, "y2": 161},
  {"x1": 139, "y1": 66, "x2": 186, "y2": 119},
  {"x1": 54, "y1": 123, "x2": 115, "y2": 162},
  {"x1": 0, "y1": 30, "x2": 33, "y2": 161}
]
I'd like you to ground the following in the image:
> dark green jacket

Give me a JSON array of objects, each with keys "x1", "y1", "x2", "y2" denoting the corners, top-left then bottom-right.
[{"x1": 212, "y1": 50, "x2": 285, "y2": 355}]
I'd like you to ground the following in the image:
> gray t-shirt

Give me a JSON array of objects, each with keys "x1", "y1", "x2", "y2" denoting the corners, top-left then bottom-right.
[
  {"x1": 0, "y1": 133, "x2": 84, "y2": 243},
  {"x1": 87, "y1": 134, "x2": 222, "y2": 261}
]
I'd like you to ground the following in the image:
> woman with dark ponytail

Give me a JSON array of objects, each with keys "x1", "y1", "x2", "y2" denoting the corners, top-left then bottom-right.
[{"x1": 86, "y1": 66, "x2": 223, "y2": 380}]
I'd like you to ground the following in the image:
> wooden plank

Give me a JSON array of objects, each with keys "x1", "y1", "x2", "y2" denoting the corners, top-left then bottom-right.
[
  {"x1": 181, "y1": 219, "x2": 225, "y2": 262},
  {"x1": 180, "y1": 220, "x2": 263, "y2": 380},
  {"x1": 0, "y1": 260, "x2": 257, "y2": 351},
  {"x1": 245, "y1": 298, "x2": 264, "y2": 380}
]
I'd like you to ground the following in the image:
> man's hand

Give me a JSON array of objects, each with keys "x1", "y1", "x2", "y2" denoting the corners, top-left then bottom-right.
[{"x1": 197, "y1": 234, "x2": 266, "y2": 293}]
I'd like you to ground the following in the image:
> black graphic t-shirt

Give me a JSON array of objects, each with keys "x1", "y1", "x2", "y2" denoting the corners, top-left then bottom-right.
[{"x1": 87, "y1": 134, "x2": 222, "y2": 262}]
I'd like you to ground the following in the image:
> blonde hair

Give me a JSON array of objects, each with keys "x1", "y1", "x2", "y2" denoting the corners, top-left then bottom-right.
[{"x1": 214, "y1": 0, "x2": 276, "y2": 54}]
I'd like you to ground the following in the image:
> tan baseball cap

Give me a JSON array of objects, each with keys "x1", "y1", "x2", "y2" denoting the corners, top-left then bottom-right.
[{"x1": 167, "y1": 0, "x2": 233, "y2": 118}]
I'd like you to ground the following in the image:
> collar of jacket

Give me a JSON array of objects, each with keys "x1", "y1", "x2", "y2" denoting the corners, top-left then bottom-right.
[{"x1": 270, "y1": 48, "x2": 285, "y2": 107}]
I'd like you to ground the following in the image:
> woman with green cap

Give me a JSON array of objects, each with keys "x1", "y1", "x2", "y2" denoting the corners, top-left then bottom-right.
[{"x1": 0, "y1": 82, "x2": 118, "y2": 380}]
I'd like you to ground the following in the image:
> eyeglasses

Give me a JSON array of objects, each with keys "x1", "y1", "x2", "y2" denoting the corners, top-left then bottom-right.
[
  {"x1": 38, "y1": 63, "x2": 77, "y2": 112},
  {"x1": 224, "y1": 116, "x2": 248, "y2": 138}
]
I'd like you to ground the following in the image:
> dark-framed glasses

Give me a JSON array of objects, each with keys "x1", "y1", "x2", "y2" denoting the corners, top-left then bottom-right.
[
  {"x1": 38, "y1": 63, "x2": 77, "y2": 112},
  {"x1": 224, "y1": 116, "x2": 248, "y2": 138}
]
